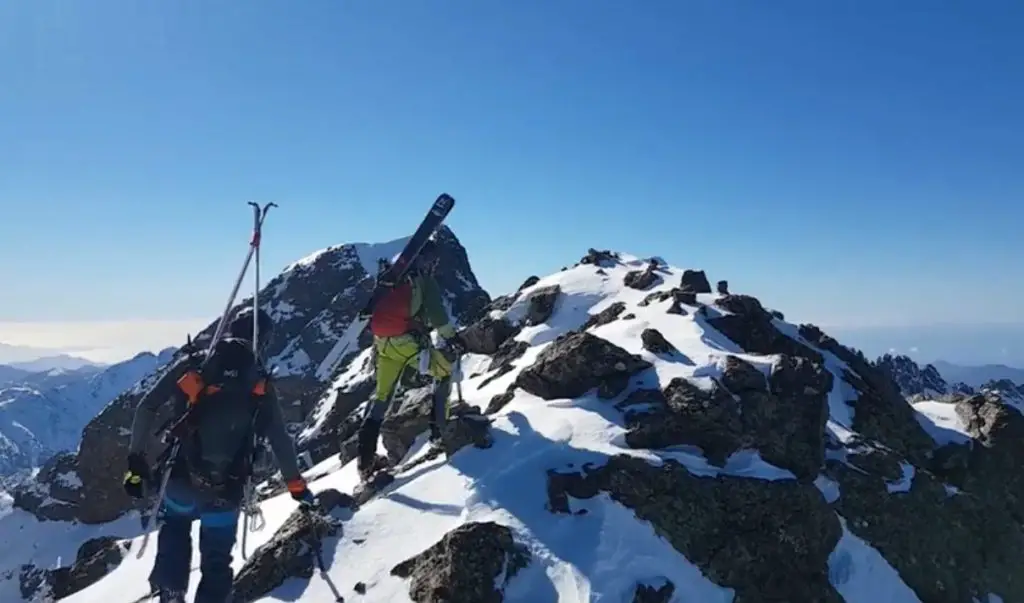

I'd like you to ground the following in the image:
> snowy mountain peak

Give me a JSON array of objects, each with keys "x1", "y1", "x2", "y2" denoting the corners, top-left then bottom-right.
[{"x1": 7, "y1": 247, "x2": 1024, "y2": 603}]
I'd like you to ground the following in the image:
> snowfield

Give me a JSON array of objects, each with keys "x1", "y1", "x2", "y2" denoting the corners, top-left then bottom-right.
[{"x1": 39, "y1": 254, "x2": 998, "y2": 602}]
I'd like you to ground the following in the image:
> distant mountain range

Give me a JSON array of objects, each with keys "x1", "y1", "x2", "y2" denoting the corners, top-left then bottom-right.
[
  {"x1": 0, "y1": 348, "x2": 175, "y2": 477},
  {"x1": 930, "y1": 360, "x2": 1024, "y2": 388}
]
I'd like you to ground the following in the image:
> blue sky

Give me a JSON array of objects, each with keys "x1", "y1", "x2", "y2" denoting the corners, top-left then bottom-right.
[{"x1": 1, "y1": 1, "x2": 1022, "y2": 362}]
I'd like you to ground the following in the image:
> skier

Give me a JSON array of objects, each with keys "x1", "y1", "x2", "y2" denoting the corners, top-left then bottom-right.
[
  {"x1": 122, "y1": 306, "x2": 315, "y2": 603},
  {"x1": 356, "y1": 238, "x2": 466, "y2": 480}
]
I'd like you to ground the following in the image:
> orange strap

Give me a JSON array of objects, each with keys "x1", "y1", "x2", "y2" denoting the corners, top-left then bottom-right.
[
  {"x1": 286, "y1": 478, "x2": 307, "y2": 494},
  {"x1": 176, "y1": 372, "x2": 267, "y2": 404}
]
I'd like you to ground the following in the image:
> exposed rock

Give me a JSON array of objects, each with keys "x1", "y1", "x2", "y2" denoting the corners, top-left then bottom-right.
[
  {"x1": 459, "y1": 317, "x2": 519, "y2": 355},
  {"x1": 435, "y1": 407, "x2": 494, "y2": 458},
  {"x1": 516, "y1": 276, "x2": 540, "y2": 292},
  {"x1": 716, "y1": 280, "x2": 729, "y2": 294},
  {"x1": 548, "y1": 455, "x2": 843, "y2": 602},
  {"x1": 626, "y1": 355, "x2": 829, "y2": 479},
  {"x1": 488, "y1": 339, "x2": 530, "y2": 374},
  {"x1": 640, "y1": 328, "x2": 677, "y2": 355},
  {"x1": 616, "y1": 388, "x2": 667, "y2": 414},
  {"x1": 624, "y1": 262, "x2": 662, "y2": 290},
  {"x1": 577, "y1": 248, "x2": 620, "y2": 268},
  {"x1": 380, "y1": 385, "x2": 483, "y2": 465},
  {"x1": 720, "y1": 355, "x2": 767, "y2": 393},
  {"x1": 826, "y1": 442, "x2": 1024, "y2": 603},
  {"x1": 12, "y1": 452, "x2": 88, "y2": 522},
  {"x1": 478, "y1": 339, "x2": 529, "y2": 389},
  {"x1": 679, "y1": 269, "x2": 712, "y2": 294},
  {"x1": 796, "y1": 325, "x2": 934, "y2": 466},
  {"x1": 666, "y1": 298, "x2": 689, "y2": 315},
  {"x1": 231, "y1": 489, "x2": 352, "y2": 602},
  {"x1": 622, "y1": 313, "x2": 636, "y2": 320},
  {"x1": 874, "y1": 353, "x2": 949, "y2": 398},
  {"x1": 632, "y1": 579, "x2": 675, "y2": 603},
  {"x1": 303, "y1": 378, "x2": 374, "y2": 465},
  {"x1": 485, "y1": 389, "x2": 516, "y2": 415},
  {"x1": 524, "y1": 285, "x2": 561, "y2": 326},
  {"x1": 516, "y1": 332, "x2": 652, "y2": 401},
  {"x1": 639, "y1": 288, "x2": 696, "y2": 309},
  {"x1": 581, "y1": 301, "x2": 627, "y2": 331},
  {"x1": 18, "y1": 536, "x2": 127, "y2": 601},
  {"x1": 391, "y1": 521, "x2": 530, "y2": 603},
  {"x1": 708, "y1": 295, "x2": 824, "y2": 364},
  {"x1": 954, "y1": 392, "x2": 1024, "y2": 521}
]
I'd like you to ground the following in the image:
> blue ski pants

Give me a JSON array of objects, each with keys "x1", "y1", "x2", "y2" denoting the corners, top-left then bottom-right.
[{"x1": 149, "y1": 478, "x2": 240, "y2": 603}]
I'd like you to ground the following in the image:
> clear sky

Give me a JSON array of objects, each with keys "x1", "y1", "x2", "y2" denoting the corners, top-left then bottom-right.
[{"x1": 1, "y1": 1, "x2": 1022, "y2": 363}]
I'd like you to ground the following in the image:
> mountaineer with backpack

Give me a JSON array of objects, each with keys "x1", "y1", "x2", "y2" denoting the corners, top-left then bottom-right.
[
  {"x1": 355, "y1": 238, "x2": 466, "y2": 481},
  {"x1": 122, "y1": 306, "x2": 314, "y2": 603}
]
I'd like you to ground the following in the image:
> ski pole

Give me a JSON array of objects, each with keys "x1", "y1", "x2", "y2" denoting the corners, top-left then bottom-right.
[
  {"x1": 206, "y1": 201, "x2": 275, "y2": 352},
  {"x1": 248, "y1": 201, "x2": 277, "y2": 359},
  {"x1": 453, "y1": 353, "x2": 465, "y2": 405}
]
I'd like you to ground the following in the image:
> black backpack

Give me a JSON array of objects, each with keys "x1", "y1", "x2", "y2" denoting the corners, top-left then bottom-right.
[{"x1": 174, "y1": 336, "x2": 269, "y2": 490}]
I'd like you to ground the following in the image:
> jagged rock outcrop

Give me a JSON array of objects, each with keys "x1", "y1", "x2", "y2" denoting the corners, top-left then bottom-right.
[
  {"x1": 798, "y1": 325, "x2": 935, "y2": 465},
  {"x1": 231, "y1": 489, "x2": 352, "y2": 602},
  {"x1": 953, "y1": 392, "x2": 1024, "y2": 520},
  {"x1": 516, "y1": 332, "x2": 652, "y2": 400},
  {"x1": 625, "y1": 354, "x2": 830, "y2": 479},
  {"x1": 640, "y1": 328, "x2": 677, "y2": 355},
  {"x1": 459, "y1": 316, "x2": 519, "y2": 355},
  {"x1": 523, "y1": 285, "x2": 560, "y2": 326},
  {"x1": 624, "y1": 260, "x2": 663, "y2": 291},
  {"x1": 19, "y1": 536, "x2": 127, "y2": 601},
  {"x1": 824, "y1": 436, "x2": 1024, "y2": 602},
  {"x1": 874, "y1": 353, "x2": 949, "y2": 398},
  {"x1": 679, "y1": 269, "x2": 712, "y2": 294},
  {"x1": 632, "y1": 579, "x2": 675, "y2": 603},
  {"x1": 581, "y1": 301, "x2": 627, "y2": 331},
  {"x1": 390, "y1": 521, "x2": 530, "y2": 603},
  {"x1": 577, "y1": 248, "x2": 620, "y2": 268},
  {"x1": 13, "y1": 227, "x2": 490, "y2": 525},
  {"x1": 548, "y1": 455, "x2": 844, "y2": 602},
  {"x1": 979, "y1": 378, "x2": 1024, "y2": 406}
]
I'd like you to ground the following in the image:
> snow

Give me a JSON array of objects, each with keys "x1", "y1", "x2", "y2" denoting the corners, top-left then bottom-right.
[
  {"x1": 827, "y1": 517, "x2": 922, "y2": 603},
  {"x1": 885, "y1": 462, "x2": 915, "y2": 494},
  {"x1": 0, "y1": 509, "x2": 141, "y2": 602},
  {"x1": 54, "y1": 253, "x2": 943, "y2": 602},
  {"x1": 314, "y1": 316, "x2": 369, "y2": 382},
  {"x1": 911, "y1": 400, "x2": 971, "y2": 446}
]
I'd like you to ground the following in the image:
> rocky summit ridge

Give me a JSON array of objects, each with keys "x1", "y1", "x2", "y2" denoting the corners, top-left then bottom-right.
[{"x1": 3, "y1": 244, "x2": 1024, "y2": 603}]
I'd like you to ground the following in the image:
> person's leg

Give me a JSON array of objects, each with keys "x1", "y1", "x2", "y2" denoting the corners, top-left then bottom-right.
[
  {"x1": 427, "y1": 349, "x2": 454, "y2": 439},
  {"x1": 149, "y1": 479, "x2": 197, "y2": 601},
  {"x1": 358, "y1": 337, "x2": 417, "y2": 471},
  {"x1": 194, "y1": 501, "x2": 240, "y2": 603}
]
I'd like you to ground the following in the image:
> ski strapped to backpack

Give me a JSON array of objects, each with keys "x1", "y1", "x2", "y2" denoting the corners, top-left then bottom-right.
[
  {"x1": 135, "y1": 201, "x2": 276, "y2": 560},
  {"x1": 359, "y1": 193, "x2": 455, "y2": 317},
  {"x1": 315, "y1": 193, "x2": 456, "y2": 382}
]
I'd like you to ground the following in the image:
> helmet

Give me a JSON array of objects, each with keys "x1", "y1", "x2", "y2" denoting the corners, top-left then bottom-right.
[{"x1": 228, "y1": 305, "x2": 274, "y2": 342}]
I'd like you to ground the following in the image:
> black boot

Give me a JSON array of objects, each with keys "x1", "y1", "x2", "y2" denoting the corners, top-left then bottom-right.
[{"x1": 357, "y1": 418, "x2": 382, "y2": 480}]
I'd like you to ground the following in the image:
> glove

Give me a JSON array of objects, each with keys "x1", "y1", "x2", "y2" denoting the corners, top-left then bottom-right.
[
  {"x1": 442, "y1": 333, "x2": 466, "y2": 356},
  {"x1": 123, "y1": 453, "x2": 151, "y2": 499},
  {"x1": 287, "y1": 478, "x2": 316, "y2": 507}
]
